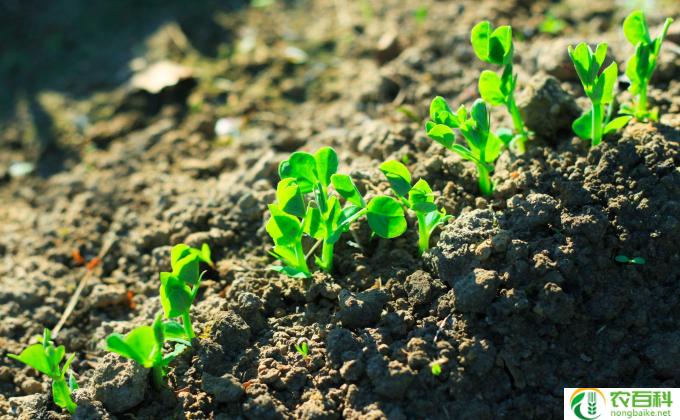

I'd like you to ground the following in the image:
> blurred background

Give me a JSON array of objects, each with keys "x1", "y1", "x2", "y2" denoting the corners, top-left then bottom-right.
[{"x1": 0, "y1": 0, "x2": 677, "y2": 179}]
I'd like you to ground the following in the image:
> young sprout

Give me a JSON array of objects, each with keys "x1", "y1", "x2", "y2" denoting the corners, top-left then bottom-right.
[
  {"x1": 471, "y1": 21, "x2": 529, "y2": 153},
  {"x1": 294, "y1": 338, "x2": 309, "y2": 359},
  {"x1": 568, "y1": 42, "x2": 632, "y2": 146},
  {"x1": 425, "y1": 97, "x2": 504, "y2": 196},
  {"x1": 621, "y1": 11, "x2": 674, "y2": 121},
  {"x1": 539, "y1": 13, "x2": 567, "y2": 35},
  {"x1": 431, "y1": 362, "x2": 442, "y2": 376},
  {"x1": 159, "y1": 243, "x2": 212, "y2": 340},
  {"x1": 379, "y1": 160, "x2": 451, "y2": 254},
  {"x1": 8, "y1": 329, "x2": 78, "y2": 414},
  {"x1": 615, "y1": 255, "x2": 646, "y2": 265},
  {"x1": 267, "y1": 147, "x2": 407, "y2": 277},
  {"x1": 106, "y1": 313, "x2": 190, "y2": 387}
]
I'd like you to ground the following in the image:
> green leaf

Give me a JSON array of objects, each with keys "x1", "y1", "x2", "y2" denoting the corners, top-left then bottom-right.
[
  {"x1": 623, "y1": 10, "x2": 651, "y2": 45},
  {"x1": 162, "y1": 344, "x2": 187, "y2": 366},
  {"x1": 478, "y1": 70, "x2": 505, "y2": 105},
  {"x1": 653, "y1": 17, "x2": 674, "y2": 56},
  {"x1": 409, "y1": 179, "x2": 437, "y2": 213},
  {"x1": 572, "y1": 110, "x2": 593, "y2": 140},
  {"x1": 426, "y1": 123, "x2": 456, "y2": 149},
  {"x1": 429, "y1": 96, "x2": 453, "y2": 122},
  {"x1": 604, "y1": 116, "x2": 632, "y2": 135},
  {"x1": 8, "y1": 344, "x2": 53, "y2": 376},
  {"x1": 366, "y1": 196, "x2": 407, "y2": 238},
  {"x1": 599, "y1": 61, "x2": 618, "y2": 104},
  {"x1": 278, "y1": 152, "x2": 318, "y2": 193},
  {"x1": 626, "y1": 50, "x2": 642, "y2": 90},
  {"x1": 314, "y1": 147, "x2": 338, "y2": 188},
  {"x1": 68, "y1": 373, "x2": 78, "y2": 391},
  {"x1": 160, "y1": 272, "x2": 193, "y2": 318},
  {"x1": 106, "y1": 326, "x2": 159, "y2": 368},
  {"x1": 330, "y1": 174, "x2": 365, "y2": 207},
  {"x1": 426, "y1": 209, "x2": 451, "y2": 235},
  {"x1": 449, "y1": 144, "x2": 477, "y2": 162},
  {"x1": 266, "y1": 204, "x2": 302, "y2": 246},
  {"x1": 52, "y1": 379, "x2": 77, "y2": 414},
  {"x1": 379, "y1": 160, "x2": 412, "y2": 198},
  {"x1": 594, "y1": 42, "x2": 608, "y2": 69},
  {"x1": 489, "y1": 25, "x2": 512, "y2": 64},
  {"x1": 163, "y1": 321, "x2": 191, "y2": 343},
  {"x1": 324, "y1": 196, "x2": 343, "y2": 231},
  {"x1": 276, "y1": 178, "x2": 306, "y2": 218},
  {"x1": 631, "y1": 256, "x2": 646, "y2": 265},
  {"x1": 302, "y1": 204, "x2": 325, "y2": 239},
  {"x1": 484, "y1": 132, "x2": 504, "y2": 163},
  {"x1": 470, "y1": 99, "x2": 490, "y2": 137},
  {"x1": 171, "y1": 244, "x2": 192, "y2": 270},
  {"x1": 568, "y1": 43, "x2": 593, "y2": 87},
  {"x1": 471, "y1": 21, "x2": 492, "y2": 62},
  {"x1": 270, "y1": 264, "x2": 310, "y2": 278},
  {"x1": 61, "y1": 353, "x2": 75, "y2": 380},
  {"x1": 173, "y1": 254, "x2": 199, "y2": 285},
  {"x1": 200, "y1": 243, "x2": 213, "y2": 267}
]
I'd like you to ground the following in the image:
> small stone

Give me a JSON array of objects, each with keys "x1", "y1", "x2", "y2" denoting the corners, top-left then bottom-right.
[
  {"x1": 90, "y1": 284, "x2": 127, "y2": 308},
  {"x1": 375, "y1": 32, "x2": 402, "y2": 65},
  {"x1": 339, "y1": 359, "x2": 364, "y2": 382},
  {"x1": 337, "y1": 289, "x2": 388, "y2": 329},
  {"x1": 211, "y1": 310, "x2": 251, "y2": 357},
  {"x1": 533, "y1": 282, "x2": 574, "y2": 324},
  {"x1": 92, "y1": 353, "x2": 148, "y2": 413},
  {"x1": 201, "y1": 372, "x2": 244, "y2": 403},
  {"x1": 453, "y1": 269, "x2": 500, "y2": 313},
  {"x1": 517, "y1": 73, "x2": 580, "y2": 140},
  {"x1": 403, "y1": 270, "x2": 444, "y2": 307},
  {"x1": 20, "y1": 378, "x2": 43, "y2": 394}
]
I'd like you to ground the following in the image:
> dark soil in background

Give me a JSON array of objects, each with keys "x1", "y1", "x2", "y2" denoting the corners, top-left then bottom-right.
[{"x1": 1, "y1": 0, "x2": 679, "y2": 419}]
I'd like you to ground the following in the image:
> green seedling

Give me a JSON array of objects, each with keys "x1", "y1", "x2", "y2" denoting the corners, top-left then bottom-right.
[
  {"x1": 294, "y1": 339, "x2": 309, "y2": 359},
  {"x1": 431, "y1": 362, "x2": 442, "y2": 376},
  {"x1": 620, "y1": 11, "x2": 674, "y2": 121},
  {"x1": 8, "y1": 329, "x2": 78, "y2": 414},
  {"x1": 379, "y1": 160, "x2": 451, "y2": 254},
  {"x1": 425, "y1": 97, "x2": 504, "y2": 196},
  {"x1": 539, "y1": 13, "x2": 567, "y2": 35},
  {"x1": 471, "y1": 21, "x2": 529, "y2": 153},
  {"x1": 615, "y1": 255, "x2": 646, "y2": 265},
  {"x1": 106, "y1": 313, "x2": 189, "y2": 387},
  {"x1": 414, "y1": 6, "x2": 428, "y2": 25},
  {"x1": 267, "y1": 147, "x2": 407, "y2": 277},
  {"x1": 568, "y1": 42, "x2": 632, "y2": 146},
  {"x1": 159, "y1": 243, "x2": 212, "y2": 340}
]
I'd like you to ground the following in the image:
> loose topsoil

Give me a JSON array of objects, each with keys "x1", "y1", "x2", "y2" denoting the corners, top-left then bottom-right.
[{"x1": 1, "y1": 0, "x2": 679, "y2": 419}]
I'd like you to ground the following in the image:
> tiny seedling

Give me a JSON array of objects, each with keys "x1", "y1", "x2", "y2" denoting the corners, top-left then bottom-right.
[
  {"x1": 568, "y1": 42, "x2": 632, "y2": 146},
  {"x1": 431, "y1": 362, "x2": 442, "y2": 376},
  {"x1": 425, "y1": 97, "x2": 504, "y2": 196},
  {"x1": 379, "y1": 160, "x2": 451, "y2": 254},
  {"x1": 620, "y1": 11, "x2": 674, "y2": 121},
  {"x1": 539, "y1": 13, "x2": 567, "y2": 35},
  {"x1": 471, "y1": 21, "x2": 529, "y2": 153},
  {"x1": 8, "y1": 329, "x2": 78, "y2": 414},
  {"x1": 615, "y1": 255, "x2": 646, "y2": 265},
  {"x1": 159, "y1": 243, "x2": 212, "y2": 340},
  {"x1": 267, "y1": 147, "x2": 407, "y2": 277},
  {"x1": 106, "y1": 313, "x2": 189, "y2": 387},
  {"x1": 294, "y1": 339, "x2": 309, "y2": 359}
]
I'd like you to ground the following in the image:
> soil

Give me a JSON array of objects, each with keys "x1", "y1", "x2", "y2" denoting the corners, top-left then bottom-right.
[{"x1": 1, "y1": 0, "x2": 679, "y2": 419}]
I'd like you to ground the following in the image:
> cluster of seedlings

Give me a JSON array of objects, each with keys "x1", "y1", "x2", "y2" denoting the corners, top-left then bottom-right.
[
  {"x1": 266, "y1": 146, "x2": 450, "y2": 277},
  {"x1": 8, "y1": 244, "x2": 212, "y2": 412},
  {"x1": 426, "y1": 10, "x2": 673, "y2": 193},
  {"x1": 5, "y1": 9, "x2": 673, "y2": 416}
]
